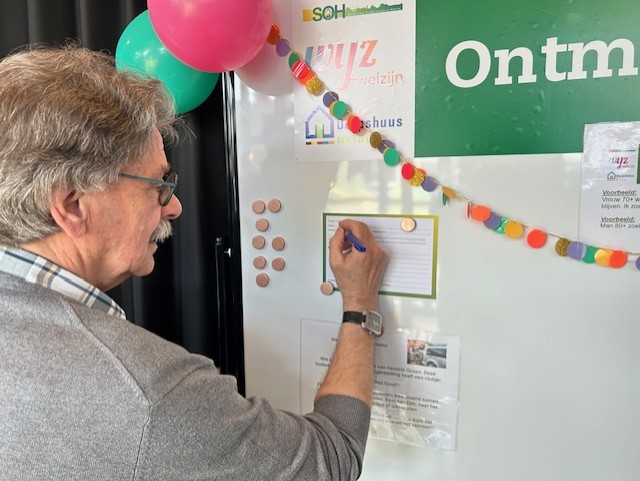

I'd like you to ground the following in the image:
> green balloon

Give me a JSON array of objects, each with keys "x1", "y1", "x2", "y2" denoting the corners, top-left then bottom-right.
[{"x1": 115, "y1": 10, "x2": 219, "y2": 114}]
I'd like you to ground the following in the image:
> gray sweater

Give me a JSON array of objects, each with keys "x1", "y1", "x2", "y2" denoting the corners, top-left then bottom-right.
[{"x1": 0, "y1": 273, "x2": 370, "y2": 480}]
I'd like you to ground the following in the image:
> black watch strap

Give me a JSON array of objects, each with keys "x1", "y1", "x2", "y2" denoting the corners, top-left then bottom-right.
[{"x1": 342, "y1": 311, "x2": 366, "y2": 325}]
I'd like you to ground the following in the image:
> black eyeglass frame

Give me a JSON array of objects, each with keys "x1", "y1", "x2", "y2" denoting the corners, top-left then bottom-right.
[{"x1": 119, "y1": 171, "x2": 178, "y2": 206}]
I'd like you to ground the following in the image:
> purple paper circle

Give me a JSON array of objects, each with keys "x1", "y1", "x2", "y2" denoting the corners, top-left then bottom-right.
[
  {"x1": 567, "y1": 241, "x2": 587, "y2": 260},
  {"x1": 483, "y1": 212, "x2": 502, "y2": 230},
  {"x1": 377, "y1": 139, "x2": 395, "y2": 153},
  {"x1": 421, "y1": 176, "x2": 438, "y2": 192},
  {"x1": 275, "y1": 39, "x2": 290, "y2": 57},
  {"x1": 636, "y1": 256, "x2": 640, "y2": 270},
  {"x1": 323, "y1": 91, "x2": 338, "y2": 108}
]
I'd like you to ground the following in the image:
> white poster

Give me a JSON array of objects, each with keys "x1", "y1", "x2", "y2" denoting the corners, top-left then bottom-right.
[
  {"x1": 301, "y1": 319, "x2": 461, "y2": 450},
  {"x1": 292, "y1": 0, "x2": 416, "y2": 162},
  {"x1": 580, "y1": 122, "x2": 640, "y2": 251}
]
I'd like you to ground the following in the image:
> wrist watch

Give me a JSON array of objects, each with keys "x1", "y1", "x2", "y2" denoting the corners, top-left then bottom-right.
[{"x1": 342, "y1": 310, "x2": 383, "y2": 336}]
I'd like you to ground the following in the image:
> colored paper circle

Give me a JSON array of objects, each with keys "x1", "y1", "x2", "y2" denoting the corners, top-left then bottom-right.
[
  {"x1": 582, "y1": 246, "x2": 597, "y2": 264},
  {"x1": 401, "y1": 162, "x2": 415, "y2": 180},
  {"x1": 306, "y1": 77, "x2": 323, "y2": 95},
  {"x1": 442, "y1": 186, "x2": 458, "y2": 199},
  {"x1": 567, "y1": 241, "x2": 587, "y2": 260},
  {"x1": 484, "y1": 212, "x2": 502, "y2": 230},
  {"x1": 369, "y1": 131, "x2": 383, "y2": 148},
  {"x1": 267, "y1": 23, "x2": 281, "y2": 45},
  {"x1": 555, "y1": 238, "x2": 570, "y2": 256},
  {"x1": 409, "y1": 169, "x2": 425, "y2": 187},
  {"x1": 383, "y1": 148, "x2": 401, "y2": 166},
  {"x1": 347, "y1": 115, "x2": 362, "y2": 133},
  {"x1": 421, "y1": 176, "x2": 438, "y2": 192},
  {"x1": 287, "y1": 53, "x2": 299, "y2": 68},
  {"x1": 470, "y1": 205, "x2": 491, "y2": 222},
  {"x1": 275, "y1": 39, "x2": 290, "y2": 57},
  {"x1": 323, "y1": 91, "x2": 338, "y2": 107},
  {"x1": 378, "y1": 139, "x2": 395, "y2": 154},
  {"x1": 494, "y1": 217, "x2": 507, "y2": 234},
  {"x1": 526, "y1": 229, "x2": 547, "y2": 248},
  {"x1": 609, "y1": 250, "x2": 628, "y2": 268},
  {"x1": 504, "y1": 220, "x2": 524, "y2": 239},
  {"x1": 636, "y1": 256, "x2": 640, "y2": 270},
  {"x1": 291, "y1": 59, "x2": 309, "y2": 78},
  {"x1": 329, "y1": 100, "x2": 347, "y2": 118},
  {"x1": 594, "y1": 248, "x2": 613, "y2": 267}
]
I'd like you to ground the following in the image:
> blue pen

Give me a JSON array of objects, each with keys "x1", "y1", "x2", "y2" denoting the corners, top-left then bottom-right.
[{"x1": 345, "y1": 230, "x2": 367, "y2": 252}]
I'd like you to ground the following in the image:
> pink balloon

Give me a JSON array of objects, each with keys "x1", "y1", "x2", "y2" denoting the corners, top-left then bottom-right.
[
  {"x1": 148, "y1": 0, "x2": 272, "y2": 73},
  {"x1": 235, "y1": 0, "x2": 293, "y2": 96}
]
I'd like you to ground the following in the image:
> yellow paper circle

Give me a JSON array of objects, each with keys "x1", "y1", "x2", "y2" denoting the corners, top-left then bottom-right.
[
  {"x1": 442, "y1": 186, "x2": 458, "y2": 199},
  {"x1": 504, "y1": 220, "x2": 524, "y2": 239},
  {"x1": 594, "y1": 248, "x2": 613, "y2": 267}
]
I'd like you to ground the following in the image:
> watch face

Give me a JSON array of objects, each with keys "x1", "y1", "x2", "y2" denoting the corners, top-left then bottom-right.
[{"x1": 365, "y1": 311, "x2": 383, "y2": 336}]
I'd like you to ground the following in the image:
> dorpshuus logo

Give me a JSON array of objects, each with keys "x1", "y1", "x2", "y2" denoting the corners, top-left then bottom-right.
[{"x1": 302, "y1": 3, "x2": 403, "y2": 22}]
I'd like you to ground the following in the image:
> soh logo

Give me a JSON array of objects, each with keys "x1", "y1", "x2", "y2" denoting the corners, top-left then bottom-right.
[{"x1": 302, "y1": 3, "x2": 403, "y2": 22}]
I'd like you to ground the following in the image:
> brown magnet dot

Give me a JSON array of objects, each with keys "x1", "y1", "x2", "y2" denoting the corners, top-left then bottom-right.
[
  {"x1": 255, "y1": 273, "x2": 270, "y2": 288},
  {"x1": 251, "y1": 200, "x2": 266, "y2": 214},
  {"x1": 271, "y1": 236, "x2": 286, "y2": 251},
  {"x1": 555, "y1": 238, "x2": 570, "y2": 257},
  {"x1": 272, "y1": 257, "x2": 286, "y2": 271},
  {"x1": 320, "y1": 281, "x2": 335, "y2": 295},
  {"x1": 255, "y1": 218, "x2": 270, "y2": 232},
  {"x1": 267, "y1": 198, "x2": 282, "y2": 213},
  {"x1": 252, "y1": 235, "x2": 266, "y2": 249},
  {"x1": 253, "y1": 256, "x2": 267, "y2": 269}
]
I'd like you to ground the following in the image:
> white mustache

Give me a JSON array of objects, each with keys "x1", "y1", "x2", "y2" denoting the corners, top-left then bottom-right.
[{"x1": 151, "y1": 219, "x2": 173, "y2": 243}]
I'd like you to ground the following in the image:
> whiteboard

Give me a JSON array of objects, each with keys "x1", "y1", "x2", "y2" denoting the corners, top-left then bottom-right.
[{"x1": 233, "y1": 23, "x2": 640, "y2": 481}]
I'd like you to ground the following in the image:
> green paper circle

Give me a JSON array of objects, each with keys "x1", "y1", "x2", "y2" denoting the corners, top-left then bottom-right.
[
  {"x1": 330, "y1": 100, "x2": 347, "y2": 118},
  {"x1": 288, "y1": 53, "x2": 300, "y2": 68},
  {"x1": 583, "y1": 246, "x2": 597, "y2": 264},
  {"x1": 383, "y1": 148, "x2": 401, "y2": 166}
]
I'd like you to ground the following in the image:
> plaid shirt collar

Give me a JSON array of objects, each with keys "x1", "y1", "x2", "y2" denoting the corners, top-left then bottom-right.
[{"x1": 0, "y1": 246, "x2": 126, "y2": 320}]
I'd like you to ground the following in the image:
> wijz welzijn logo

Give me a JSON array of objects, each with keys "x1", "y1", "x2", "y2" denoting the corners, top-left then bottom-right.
[{"x1": 302, "y1": 3, "x2": 403, "y2": 22}]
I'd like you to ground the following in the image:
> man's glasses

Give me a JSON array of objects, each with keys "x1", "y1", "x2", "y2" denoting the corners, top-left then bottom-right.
[{"x1": 119, "y1": 171, "x2": 178, "y2": 206}]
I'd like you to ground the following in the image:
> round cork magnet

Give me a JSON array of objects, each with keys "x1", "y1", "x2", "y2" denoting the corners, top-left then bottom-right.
[
  {"x1": 320, "y1": 282, "x2": 335, "y2": 295},
  {"x1": 272, "y1": 257, "x2": 286, "y2": 271},
  {"x1": 255, "y1": 218, "x2": 270, "y2": 232},
  {"x1": 253, "y1": 256, "x2": 267, "y2": 269},
  {"x1": 271, "y1": 236, "x2": 286, "y2": 251},
  {"x1": 255, "y1": 273, "x2": 270, "y2": 288},
  {"x1": 252, "y1": 235, "x2": 266, "y2": 249}
]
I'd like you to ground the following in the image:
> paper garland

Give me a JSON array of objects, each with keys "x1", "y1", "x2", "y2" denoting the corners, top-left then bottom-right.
[{"x1": 266, "y1": 23, "x2": 640, "y2": 271}]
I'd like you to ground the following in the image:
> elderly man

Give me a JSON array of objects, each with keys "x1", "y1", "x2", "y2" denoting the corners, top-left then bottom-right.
[{"x1": 0, "y1": 45, "x2": 388, "y2": 480}]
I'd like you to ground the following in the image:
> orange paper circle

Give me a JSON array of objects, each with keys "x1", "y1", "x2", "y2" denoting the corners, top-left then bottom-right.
[
  {"x1": 526, "y1": 229, "x2": 547, "y2": 248},
  {"x1": 470, "y1": 205, "x2": 491, "y2": 222},
  {"x1": 609, "y1": 250, "x2": 628, "y2": 268}
]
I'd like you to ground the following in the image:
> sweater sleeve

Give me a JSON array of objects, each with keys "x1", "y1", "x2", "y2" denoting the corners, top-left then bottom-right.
[{"x1": 134, "y1": 364, "x2": 371, "y2": 481}]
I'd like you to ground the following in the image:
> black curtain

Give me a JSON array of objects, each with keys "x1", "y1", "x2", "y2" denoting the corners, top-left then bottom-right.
[{"x1": 0, "y1": 0, "x2": 245, "y2": 392}]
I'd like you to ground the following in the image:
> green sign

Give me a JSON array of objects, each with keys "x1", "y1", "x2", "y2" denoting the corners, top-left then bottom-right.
[{"x1": 415, "y1": 0, "x2": 640, "y2": 156}]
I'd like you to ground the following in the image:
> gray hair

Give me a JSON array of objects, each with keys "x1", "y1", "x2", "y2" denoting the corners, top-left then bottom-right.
[{"x1": 0, "y1": 43, "x2": 178, "y2": 246}]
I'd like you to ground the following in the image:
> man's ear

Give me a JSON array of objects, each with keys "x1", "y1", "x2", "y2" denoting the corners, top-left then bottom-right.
[{"x1": 49, "y1": 189, "x2": 87, "y2": 238}]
